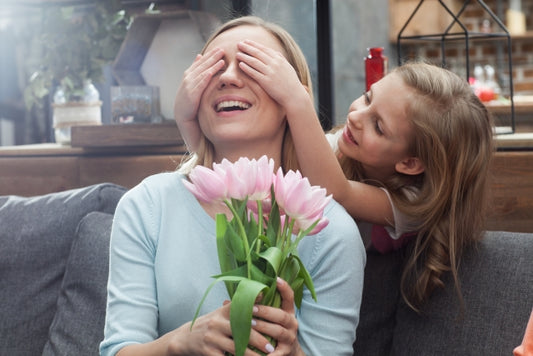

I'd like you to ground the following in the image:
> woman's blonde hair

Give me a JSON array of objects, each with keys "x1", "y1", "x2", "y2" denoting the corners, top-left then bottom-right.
[
  {"x1": 179, "y1": 16, "x2": 313, "y2": 174},
  {"x1": 342, "y1": 62, "x2": 494, "y2": 311}
]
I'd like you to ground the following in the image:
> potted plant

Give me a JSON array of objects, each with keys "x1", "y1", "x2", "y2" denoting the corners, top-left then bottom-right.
[{"x1": 23, "y1": 0, "x2": 130, "y2": 143}]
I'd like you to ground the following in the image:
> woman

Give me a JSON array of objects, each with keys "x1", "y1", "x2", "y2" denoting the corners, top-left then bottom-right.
[{"x1": 100, "y1": 16, "x2": 365, "y2": 356}]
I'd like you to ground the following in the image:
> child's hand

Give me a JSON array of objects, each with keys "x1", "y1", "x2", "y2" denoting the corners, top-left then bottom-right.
[
  {"x1": 174, "y1": 48, "x2": 225, "y2": 152},
  {"x1": 236, "y1": 40, "x2": 310, "y2": 112}
]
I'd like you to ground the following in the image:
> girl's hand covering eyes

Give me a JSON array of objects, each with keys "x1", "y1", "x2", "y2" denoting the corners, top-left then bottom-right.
[
  {"x1": 236, "y1": 40, "x2": 309, "y2": 110},
  {"x1": 174, "y1": 47, "x2": 225, "y2": 152}
]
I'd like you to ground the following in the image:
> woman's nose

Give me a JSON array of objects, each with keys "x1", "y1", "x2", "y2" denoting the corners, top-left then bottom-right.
[{"x1": 217, "y1": 62, "x2": 244, "y2": 89}]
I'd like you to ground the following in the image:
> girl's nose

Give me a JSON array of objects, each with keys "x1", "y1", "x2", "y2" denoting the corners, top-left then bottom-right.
[
  {"x1": 348, "y1": 111, "x2": 364, "y2": 130},
  {"x1": 217, "y1": 62, "x2": 244, "y2": 89}
]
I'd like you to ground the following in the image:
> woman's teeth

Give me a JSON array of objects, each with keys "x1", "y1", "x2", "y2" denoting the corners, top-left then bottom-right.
[{"x1": 216, "y1": 100, "x2": 250, "y2": 112}]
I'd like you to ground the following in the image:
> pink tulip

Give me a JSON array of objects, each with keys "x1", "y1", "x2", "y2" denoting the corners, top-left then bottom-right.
[
  {"x1": 273, "y1": 168, "x2": 331, "y2": 235},
  {"x1": 214, "y1": 156, "x2": 274, "y2": 201},
  {"x1": 182, "y1": 165, "x2": 228, "y2": 203},
  {"x1": 184, "y1": 156, "x2": 275, "y2": 205}
]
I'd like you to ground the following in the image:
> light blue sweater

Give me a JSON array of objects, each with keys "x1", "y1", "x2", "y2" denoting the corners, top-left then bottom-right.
[{"x1": 100, "y1": 171, "x2": 365, "y2": 356}]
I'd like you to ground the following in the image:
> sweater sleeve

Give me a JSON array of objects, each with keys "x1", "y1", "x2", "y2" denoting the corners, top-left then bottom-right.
[
  {"x1": 100, "y1": 182, "x2": 160, "y2": 356},
  {"x1": 296, "y1": 200, "x2": 366, "y2": 356}
]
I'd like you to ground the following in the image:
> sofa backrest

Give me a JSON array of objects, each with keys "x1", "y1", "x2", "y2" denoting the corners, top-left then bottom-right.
[
  {"x1": 0, "y1": 183, "x2": 126, "y2": 356},
  {"x1": 354, "y1": 231, "x2": 533, "y2": 356}
]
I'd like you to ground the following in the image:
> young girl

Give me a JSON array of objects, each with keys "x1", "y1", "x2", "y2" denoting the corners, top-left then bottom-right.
[{"x1": 177, "y1": 41, "x2": 494, "y2": 312}]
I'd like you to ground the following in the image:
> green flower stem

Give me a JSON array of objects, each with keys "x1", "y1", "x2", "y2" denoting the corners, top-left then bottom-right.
[
  {"x1": 280, "y1": 219, "x2": 296, "y2": 256},
  {"x1": 224, "y1": 199, "x2": 252, "y2": 279},
  {"x1": 255, "y1": 201, "x2": 263, "y2": 254}
]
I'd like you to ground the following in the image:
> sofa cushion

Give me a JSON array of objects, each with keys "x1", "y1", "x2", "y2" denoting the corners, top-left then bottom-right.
[
  {"x1": 0, "y1": 184, "x2": 125, "y2": 355},
  {"x1": 353, "y1": 247, "x2": 405, "y2": 355},
  {"x1": 42, "y1": 211, "x2": 114, "y2": 356},
  {"x1": 391, "y1": 231, "x2": 533, "y2": 356}
]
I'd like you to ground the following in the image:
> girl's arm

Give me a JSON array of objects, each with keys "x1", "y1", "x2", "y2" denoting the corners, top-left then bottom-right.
[
  {"x1": 236, "y1": 40, "x2": 393, "y2": 226},
  {"x1": 173, "y1": 48, "x2": 225, "y2": 152}
]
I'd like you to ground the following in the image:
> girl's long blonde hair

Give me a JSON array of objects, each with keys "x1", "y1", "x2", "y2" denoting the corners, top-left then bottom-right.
[
  {"x1": 342, "y1": 62, "x2": 494, "y2": 311},
  {"x1": 179, "y1": 16, "x2": 312, "y2": 174}
]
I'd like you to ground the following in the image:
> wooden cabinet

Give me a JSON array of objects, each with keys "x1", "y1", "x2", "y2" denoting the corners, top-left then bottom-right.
[
  {"x1": 0, "y1": 144, "x2": 184, "y2": 197},
  {"x1": 0, "y1": 122, "x2": 186, "y2": 196},
  {"x1": 485, "y1": 150, "x2": 533, "y2": 233}
]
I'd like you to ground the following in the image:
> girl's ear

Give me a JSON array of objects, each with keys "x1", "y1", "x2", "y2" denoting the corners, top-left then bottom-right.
[{"x1": 395, "y1": 157, "x2": 425, "y2": 176}]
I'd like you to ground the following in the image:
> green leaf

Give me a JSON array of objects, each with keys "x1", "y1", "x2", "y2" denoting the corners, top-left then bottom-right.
[
  {"x1": 212, "y1": 265, "x2": 248, "y2": 279},
  {"x1": 244, "y1": 211, "x2": 259, "y2": 245},
  {"x1": 225, "y1": 221, "x2": 246, "y2": 262},
  {"x1": 250, "y1": 264, "x2": 274, "y2": 286},
  {"x1": 265, "y1": 186, "x2": 281, "y2": 247},
  {"x1": 216, "y1": 214, "x2": 236, "y2": 297},
  {"x1": 280, "y1": 256, "x2": 300, "y2": 285},
  {"x1": 261, "y1": 278, "x2": 279, "y2": 308},
  {"x1": 258, "y1": 247, "x2": 283, "y2": 275},
  {"x1": 191, "y1": 275, "x2": 249, "y2": 330},
  {"x1": 256, "y1": 234, "x2": 272, "y2": 248},
  {"x1": 293, "y1": 254, "x2": 317, "y2": 302},
  {"x1": 231, "y1": 279, "x2": 268, "y2": 356},
  {"x1": 233, "y1": 198, "x2": 248, "y2": 221},
  {"x1": 290, "y1": 277, "x2": 304, "y2": 309}
]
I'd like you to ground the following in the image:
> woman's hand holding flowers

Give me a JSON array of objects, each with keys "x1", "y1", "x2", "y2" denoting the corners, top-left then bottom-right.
[{"x1": 250, "y1": 278, "x2": 304, "y2": 356}]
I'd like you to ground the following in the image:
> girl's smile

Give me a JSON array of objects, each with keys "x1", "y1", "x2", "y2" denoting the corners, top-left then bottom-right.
[{"x1": 342, "y1": 125, "x2": 358, "y2": 146}]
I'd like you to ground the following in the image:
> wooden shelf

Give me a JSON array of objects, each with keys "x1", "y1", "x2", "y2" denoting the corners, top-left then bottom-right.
[
  {"x1": 391, "y1": 31, "x2": 533, "y2": 44},
  {"x1": 70, "y1": 121, "x2": 184, "y2": 148},
  {"x1": 495, "y1": 132, "x2": 533, "y2": 149},
  {"x1": 486, "y1": 99, "x2": 533, "y2": 115},
  {"x1": 508, "y1": 31, "x2": 533, "y2": 40}
]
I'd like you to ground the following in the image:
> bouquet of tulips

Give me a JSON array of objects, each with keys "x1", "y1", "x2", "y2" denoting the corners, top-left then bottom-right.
[{"x1": 183, "y1": 155, "x2": 331, "y2": 356}]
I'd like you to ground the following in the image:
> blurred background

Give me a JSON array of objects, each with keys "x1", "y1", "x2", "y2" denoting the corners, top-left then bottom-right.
[{"x1": 1, "y1": 0, "x2": 532, "y2": 146}]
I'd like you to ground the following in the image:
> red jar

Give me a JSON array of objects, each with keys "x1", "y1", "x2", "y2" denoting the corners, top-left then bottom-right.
[{"x1": 365, "y1": 47, "x2": 388, "y2": 91}]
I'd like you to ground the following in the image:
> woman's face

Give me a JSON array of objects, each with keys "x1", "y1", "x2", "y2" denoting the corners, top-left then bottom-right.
[
  {"x1": 338, "y1": 72, "x2": 416, "y2": 180},
  {"x1": 198, "y1": 25, "x2": 287, "y2": 161}
]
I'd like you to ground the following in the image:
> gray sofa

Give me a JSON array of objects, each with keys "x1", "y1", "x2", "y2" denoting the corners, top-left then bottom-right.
[
  {"x1": 1, "y1": 183, "x2": 532, "y2": 355},
  {"x1": 0, "y1": 183, "x2": 126, "y2": 355}
]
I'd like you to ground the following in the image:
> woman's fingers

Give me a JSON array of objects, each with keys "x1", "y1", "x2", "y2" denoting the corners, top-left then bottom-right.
[
  {"x1": 248, "y1": 278, "x2": 300, "y2": 355},
  {"x1": 276, "y1": 277, "x2": 296, "y2": 314}
]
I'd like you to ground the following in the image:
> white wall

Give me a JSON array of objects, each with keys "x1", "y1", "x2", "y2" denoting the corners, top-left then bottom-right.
[{"x1": 0, "y1": 118, "x2": 15, "y2": 146}]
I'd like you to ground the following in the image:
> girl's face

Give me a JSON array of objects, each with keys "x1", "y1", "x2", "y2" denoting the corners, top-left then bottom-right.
[
  {"x1": 338, "y1": 72, "x2": 417, "y2": 180},
  {"x1": 198, "y1": 25, "x2": 287, "y2": 162}
]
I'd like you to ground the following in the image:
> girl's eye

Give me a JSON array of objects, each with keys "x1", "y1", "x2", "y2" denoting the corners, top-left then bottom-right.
[
  {"x1": 363, "y1": 91, "x2": 370, "y2": 105},
  {"x1": 374, "y1": 119, "x2": 384, "y2": 135}
]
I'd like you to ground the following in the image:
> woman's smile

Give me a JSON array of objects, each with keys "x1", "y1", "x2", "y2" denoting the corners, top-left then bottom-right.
[{"x1": 214, "y1": 95, "x2": 251, "y2": 113}]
